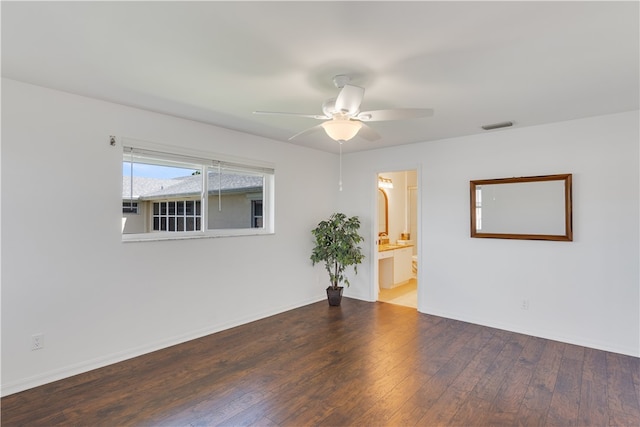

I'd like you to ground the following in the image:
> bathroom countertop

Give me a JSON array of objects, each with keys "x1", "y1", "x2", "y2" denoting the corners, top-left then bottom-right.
[{"x1": 378, "y1": 244, "x2": 413, "y2": 252}]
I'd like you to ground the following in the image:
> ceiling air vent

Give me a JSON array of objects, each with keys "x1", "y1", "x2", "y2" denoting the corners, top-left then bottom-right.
[{"x1": 481, "y1": 121, "x2": 513, "y2": 131}]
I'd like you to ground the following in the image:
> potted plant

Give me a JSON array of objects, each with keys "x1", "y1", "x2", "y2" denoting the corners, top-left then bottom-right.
[{"x1": 311, "y1": 212, "x2": 365, "y2": 306}]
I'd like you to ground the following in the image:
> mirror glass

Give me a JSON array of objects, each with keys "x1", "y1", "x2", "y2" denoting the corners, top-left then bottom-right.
[
  {"x1": 470, "y1": 174, "x2": 572, "y2": 241},
  {"x1": 378, "y1": 189, "x2": 388, "y2": 236}
]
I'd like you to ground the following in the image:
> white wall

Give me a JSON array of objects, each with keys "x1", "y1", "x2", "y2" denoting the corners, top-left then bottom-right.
[
  {"x1": 340, "y1": 111, "x2": 640, "y2": 357},
  {"x1": 1, "y1": 79, "x2": 338, "y2": 395}
]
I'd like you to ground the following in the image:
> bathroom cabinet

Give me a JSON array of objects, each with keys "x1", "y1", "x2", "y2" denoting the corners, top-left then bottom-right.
[
  {"x1": 393, "y1": 246, "x2": 413, "y2": 284},
  {"x1": 378, "y1": 245, "x2": 413, "y2": 289}
]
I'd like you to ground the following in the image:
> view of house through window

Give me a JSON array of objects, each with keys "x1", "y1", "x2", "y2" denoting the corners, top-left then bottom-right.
[
  {"x1": 122, "y1": 146, "x2": 273, "y2": 238},
  {"x1": 205, "y1": 167, "x2": 264, "y2": 230}
]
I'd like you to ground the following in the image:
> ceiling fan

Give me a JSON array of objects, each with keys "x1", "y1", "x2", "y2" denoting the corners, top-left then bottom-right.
[{"x1": 253, "y1": 75, "x2": 434, "y2": 143}]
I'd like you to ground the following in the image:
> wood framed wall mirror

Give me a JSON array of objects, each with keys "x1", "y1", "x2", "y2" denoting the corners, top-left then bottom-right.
[{"x1": 470, "y1": 173, "x2": 573, "y2": 241}]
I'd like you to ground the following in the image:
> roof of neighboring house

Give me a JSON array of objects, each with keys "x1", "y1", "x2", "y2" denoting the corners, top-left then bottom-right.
[
  {"x1": 122, "y1": 173, "x2": 263, "y2": 200},
  {"x1": 122, "y1": 176, "x2": 183, "y2": 200}
]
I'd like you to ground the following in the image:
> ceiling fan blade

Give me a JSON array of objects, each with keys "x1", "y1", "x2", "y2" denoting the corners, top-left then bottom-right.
[
  {"x1": 288, "y1": 124, "x2": 324, "y2": 141},
  {"x1": 253, "y1": 111, "x2": 328, "y2": 120},
  {"x1": 334, "y1": 84, "x2": 365, "y2": 115},
  {"x1": 357, "y1": 123, "x2": 381, "y2": 141},
  {"x1": 357, "y1": 108, "x2": 434, "y2": 121}
]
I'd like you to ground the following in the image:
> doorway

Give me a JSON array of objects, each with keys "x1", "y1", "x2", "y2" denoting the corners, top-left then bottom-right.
[{"x1": 376, "y1": 170, "x2": 418, "y2": 309}]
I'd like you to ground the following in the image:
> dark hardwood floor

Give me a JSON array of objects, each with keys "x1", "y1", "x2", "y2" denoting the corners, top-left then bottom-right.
[{"x1": 2, "y1": 298, "x2": 639, "y2": 426}]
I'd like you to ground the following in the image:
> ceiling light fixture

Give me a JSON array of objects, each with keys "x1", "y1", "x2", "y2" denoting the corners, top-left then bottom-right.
[
  {"x1": 321, "y1": 119, "x2": 362, "y2": 142},
  {"x1": 378, "y1": 177, "x2": 393, "y2": 189}
]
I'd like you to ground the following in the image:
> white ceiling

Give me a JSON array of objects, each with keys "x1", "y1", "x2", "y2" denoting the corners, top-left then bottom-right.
[{"x1": 2, "y1": 1, "x2": 638, "y2": 153}]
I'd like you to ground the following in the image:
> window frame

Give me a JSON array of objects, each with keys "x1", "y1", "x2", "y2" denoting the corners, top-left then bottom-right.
[{"x1": 121, "y1": 138, "x2": 275, "y2": 242}]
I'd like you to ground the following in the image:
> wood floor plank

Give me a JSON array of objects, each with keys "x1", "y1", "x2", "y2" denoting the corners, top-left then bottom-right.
[
  {"x1": 415, "y1": 325, "x2": 501, "y2": 426},
  {"x1": 516, "y1": 339, "x2": 566, "y2": 426},
  {"x1": 577, "y1": 347, "x2": 610, "y2": 426},
  {"x1": 633, "y1": 352, "x2": 640, "y2": 409},
  {"x1": 606, "y1": 352, "x2": 640, "y2": 424},
  {"x1": 482, "y1": 335, "x2": 546, "y2": 426},
  {"x1": 2, "y1": 298, "x2": 639, "y2": 427},
  {"x1": 302, "y1": 336, "x2": 422, "y2": 424},
  {"x1": 385, "y1": 321, "x2": 492, "y2": 425},
  {"x1": 347, "y1": 361, "x2": 429, "y2": 426},
  {"x1": 545, "y1": 343, "x2": 585, "y2": 426},
  {"x1": 447, "y1": 394, "x2": 495, "y2": 427},
  {"x1": 466, "y1": 330, "x2": 528, "y2": 405},
  {"x1": 448, "y1": 331, "x2": 528, "y2": 426}
]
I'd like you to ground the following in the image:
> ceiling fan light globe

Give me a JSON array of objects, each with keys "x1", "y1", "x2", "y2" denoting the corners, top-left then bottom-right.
[{"x1": 321, "y1": 120, "x2": 362, "y2": 142}]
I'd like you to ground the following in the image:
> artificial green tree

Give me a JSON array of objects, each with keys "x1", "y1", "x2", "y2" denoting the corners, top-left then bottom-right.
[{"x1": 311, "y1": 212, "x2": 365, "y2": 290}]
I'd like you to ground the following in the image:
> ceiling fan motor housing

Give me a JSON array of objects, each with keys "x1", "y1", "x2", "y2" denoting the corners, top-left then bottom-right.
[{"x1": 332, "y1": 74, "x2": 351, "y2": 89}]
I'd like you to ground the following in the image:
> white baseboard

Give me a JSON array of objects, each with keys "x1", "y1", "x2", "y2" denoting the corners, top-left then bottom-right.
[
  {"x1": 420, "y1": 306, "x2": 639, "y2": 358},
  {"x1": 1, "y1": 296, "x2": 324, "y2": 397}
]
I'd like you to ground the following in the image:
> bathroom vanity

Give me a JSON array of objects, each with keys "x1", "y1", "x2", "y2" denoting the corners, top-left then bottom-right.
[{"x1": 378, "y1": 244, "x2": 413, "y2": 289}]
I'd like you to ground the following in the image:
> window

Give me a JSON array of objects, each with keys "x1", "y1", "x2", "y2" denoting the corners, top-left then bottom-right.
[
  {"x1": 122, "y1": 201, "x2": 138, "y2": 214},
  {"x1": 252, "y1": 200, "x2": 263, "y2": 228},
  {"x1": 122, "y1": 143, "x2": 274, "y2": 240},
  {"x1": 153, "y1": 200, "x2": 201, "y2": 231}
]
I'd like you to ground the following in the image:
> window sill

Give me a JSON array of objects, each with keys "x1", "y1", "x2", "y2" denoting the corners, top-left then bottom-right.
[{"x1": 122, "y1": 229, "x2": 274, "y2": 243}]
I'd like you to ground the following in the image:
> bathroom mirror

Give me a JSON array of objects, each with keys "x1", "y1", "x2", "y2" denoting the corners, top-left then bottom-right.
[
  {"x1": 470, "y1": 174, "x2": 572, "y2": 241},
  {"x1": 378, "y1": 189, "x2": 388, "y2": 236}
]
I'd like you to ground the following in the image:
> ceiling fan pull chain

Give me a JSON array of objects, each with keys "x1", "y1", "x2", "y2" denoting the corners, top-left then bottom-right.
[{"x1": 339, "y1": 142, "x2": 343, "y2": 192}]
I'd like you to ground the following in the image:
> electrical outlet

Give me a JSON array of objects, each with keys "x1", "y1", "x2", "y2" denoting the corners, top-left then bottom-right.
[
  {"x1": 32, "y1": 333, "x2": 44, "y2": 351},
  {"x1": 521, "y1": 299, "x2": 530, "y2": 310}
]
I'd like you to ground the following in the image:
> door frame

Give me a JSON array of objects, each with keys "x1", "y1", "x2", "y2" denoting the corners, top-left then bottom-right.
[{"x1": 372, "y1": 166, "x2": 422, "y2": 309}]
